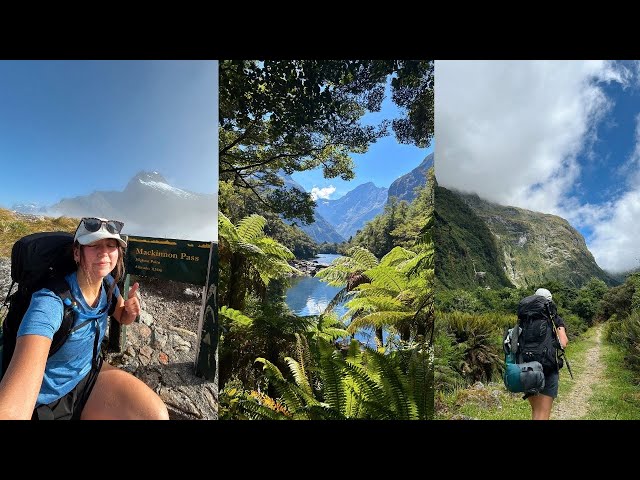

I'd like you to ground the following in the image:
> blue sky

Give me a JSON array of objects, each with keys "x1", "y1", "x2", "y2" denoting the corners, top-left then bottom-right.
[
  {"x1": 292, "y1": 82, "x2": 433, "y2": 199},
  {"x1": 437, "y1": 60, "x2": 640, "y2": 273},
  {"x1": 0, "y1": 61, "x2": 218, "y2": 208}
]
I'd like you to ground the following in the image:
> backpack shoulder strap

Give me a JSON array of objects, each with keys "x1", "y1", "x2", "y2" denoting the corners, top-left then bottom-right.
[
  {"x1": 41, "y1": 276, "x2": 76, "y2": 357},
  {"x1": 103, "y1": 277, "x2": 117, "y2": 317}
]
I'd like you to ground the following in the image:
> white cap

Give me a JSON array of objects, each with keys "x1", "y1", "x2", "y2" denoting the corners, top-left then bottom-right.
[
  {"x1": 535, "y1": 288, "x2": 552, "y2": 301},
  {"x1": 74, "y1": 217, "x2": 127, "y2": 248}
]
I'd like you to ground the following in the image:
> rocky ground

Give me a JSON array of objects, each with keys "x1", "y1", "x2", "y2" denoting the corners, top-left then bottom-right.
[
  {"x1": 0, "y1": 257, "x2": 218, "y2": 420},
  {"x1": 290, "y1": 258, "x2": 328, "y2": 276}
]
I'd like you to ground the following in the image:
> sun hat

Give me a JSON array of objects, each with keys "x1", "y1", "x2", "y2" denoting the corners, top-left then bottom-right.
[
  {"x1": 535, "y1": 288, "x2": 552, "y2": 301},
  {"x1": 74, "y1": 217, "x2": 127, "y2": 248}
]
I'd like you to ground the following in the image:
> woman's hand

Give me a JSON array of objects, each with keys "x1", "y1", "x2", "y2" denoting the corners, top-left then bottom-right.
[
  {"x1": 557, "y1": 326, "x2": 568, "y2": 349},
  {"x1": 114, "y1": 282, "x2": 141, "y2": 325}
]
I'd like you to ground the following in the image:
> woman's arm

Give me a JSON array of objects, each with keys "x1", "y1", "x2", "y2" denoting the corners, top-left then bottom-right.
[
  {"x1": 0, "y1": 335, "x2": 51, "y2": 419},
  {"x1": 557, "y1": 326, "x2": 568, "y2": 349}
]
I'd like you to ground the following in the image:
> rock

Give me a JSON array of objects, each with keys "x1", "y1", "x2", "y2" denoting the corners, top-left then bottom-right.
[{"x1": 139, "y1": 311, "x2": 154, "y2": 326}]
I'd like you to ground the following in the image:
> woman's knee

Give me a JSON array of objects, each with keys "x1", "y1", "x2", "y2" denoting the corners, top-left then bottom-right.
[{"x1": 152, "y1": 397, "x2": 170, "y2": 420}]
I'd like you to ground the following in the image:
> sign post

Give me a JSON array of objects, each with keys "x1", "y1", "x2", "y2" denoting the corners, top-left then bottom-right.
[
  {"x1": 195, "y1": 242, "x2": 218, "y2": 381},
  {"x1": 111, "y1": 236, "x2": 218, "y2": 381}
]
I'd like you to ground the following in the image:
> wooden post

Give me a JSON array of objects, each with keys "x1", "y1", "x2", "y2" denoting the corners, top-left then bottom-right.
[
  {"x1": 195, "y1": 242, "x2": 218, "y2": 380},
  {"x1": 108, "y1": 274, "x2": 129, "y2": 352},
  {"x1": 108, "y1": 234, "x2": 129, "y2": 353}
]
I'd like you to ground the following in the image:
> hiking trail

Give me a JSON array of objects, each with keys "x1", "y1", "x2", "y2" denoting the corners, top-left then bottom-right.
[{"x1": 552, "y1": 324, "x2": 604, "y2": 420}]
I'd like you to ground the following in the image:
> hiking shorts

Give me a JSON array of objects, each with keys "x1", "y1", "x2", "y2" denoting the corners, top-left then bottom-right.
[
  {"x1": 31, "y1": 356, "x2": 103, "y2": 420},
  {"x1": 524, "y1": 369, "x2": 559, "y2": 399}
]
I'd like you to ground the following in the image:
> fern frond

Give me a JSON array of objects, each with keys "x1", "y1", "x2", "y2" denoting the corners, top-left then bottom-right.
[
  {"x1": 361, "y1": 265, "x2": 406, "y2": 291},
  {"x1": 346, "y1": 311, "x2": 413, "y2": 334},
  {"x1": 219, "y1": 306, "x2": 254, "y2": 327},
  {"x1": 241, "y1": 391, "x2": 291, "y2": 419},
  {"x1": 317, "y1": 342, "x2": 347, "y2": 414},
  {"x1": 366, "y1": 349, "x2": 417, "y2": 420},
  {"x1": 347, "y1": 246, "x2": 379, "y2": 269},
  {"x1": 379, "y1": 246, "x2": 416, "y2": 268},
  {"x1": 284, "y1": 356, "x2": 313, "y2": 396},
  {"x1": 218, "y1": 212, "x2": 240, "y2": 244},
  {"x1": 237, "y1": 214, "x2": 267, "y2": 243},
  {"x1": 407, "y1": 348, "x2": 434, "y2": 419},
  {"x1": 346, "y1": 296, "x2": 406, "y2": 313}
]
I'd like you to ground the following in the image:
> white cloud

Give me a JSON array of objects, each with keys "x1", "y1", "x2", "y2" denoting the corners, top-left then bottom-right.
[
  {"x1": 587, "y1": 114, "x2": 640, "y2": 272},
  {"x1": 310, "y1": 185, "x2": 336, "y2": 200},
  {"x1": 436, "y1": 60, "x2": 637, "y2": 272},
  {"x1": 589, "y1": 189, "x2": 640, "y2": 273}
]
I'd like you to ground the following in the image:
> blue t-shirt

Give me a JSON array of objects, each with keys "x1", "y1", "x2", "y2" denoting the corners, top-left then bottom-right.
[{"x1": 17, "y1": 271, "x2": 120, "y2": 406}]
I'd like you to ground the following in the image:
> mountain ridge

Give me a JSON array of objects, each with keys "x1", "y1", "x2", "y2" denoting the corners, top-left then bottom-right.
[{"x1": 435, "y1": 184, "x2": 619, "y2": 289}]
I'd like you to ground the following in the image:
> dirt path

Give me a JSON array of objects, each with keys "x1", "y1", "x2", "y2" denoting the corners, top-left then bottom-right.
[{"x1": 552, "y1": 324, "x2": 605, "y2": 420}]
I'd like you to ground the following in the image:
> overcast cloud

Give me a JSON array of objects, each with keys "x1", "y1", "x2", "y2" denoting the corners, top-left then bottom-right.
[{"x1": 436, "y1": 60, "x2": 640, "y2": 272}]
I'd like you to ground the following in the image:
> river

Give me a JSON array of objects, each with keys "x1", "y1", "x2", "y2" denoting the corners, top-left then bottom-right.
[{"x1": 285, "y1": 253, "x2": 381, "y2": 346}]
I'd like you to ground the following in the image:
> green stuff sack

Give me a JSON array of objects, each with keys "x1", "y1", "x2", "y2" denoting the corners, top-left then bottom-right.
[
  {"x1": 503, "y1": 328, "x2": 545, "y2": 395},
  {"x1": 504, "y1": 354, "x2": 545, "y2": 395}
]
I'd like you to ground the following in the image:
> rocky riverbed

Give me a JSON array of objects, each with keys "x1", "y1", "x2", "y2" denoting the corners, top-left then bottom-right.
[
  {"x1": 0, "y1": 257, "x2": 217, "y2": 420},
  {"x1": 290, "y1": 258, "x2": 329, "y2": 276}
]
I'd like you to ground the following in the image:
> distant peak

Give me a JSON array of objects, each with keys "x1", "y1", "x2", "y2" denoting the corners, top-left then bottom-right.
[
  {"x1": 353, "y1": 181, "x2": 384, "y2": 191},
  {"x1": 420, "y1": 152, "x2": 434, "y2": 167},
  {"x1": 132, "y1": 171, "x2": 168, "y2": 184}
]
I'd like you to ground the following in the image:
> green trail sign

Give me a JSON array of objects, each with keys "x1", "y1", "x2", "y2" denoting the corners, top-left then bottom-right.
[
  {"x1": 109, "y1": 235, "x2": 219, "y2": 383},
  {"x1": 125, "y1": 236, "x2": 211, "y2": 286}
]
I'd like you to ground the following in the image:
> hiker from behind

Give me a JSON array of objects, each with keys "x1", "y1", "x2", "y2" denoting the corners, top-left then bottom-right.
[
  {"x1": 521, "y1": 288, "x2": 568, "y2": 420},
  {"x1": 0, "y1": 217, "x2": 169, "y2": 420}
]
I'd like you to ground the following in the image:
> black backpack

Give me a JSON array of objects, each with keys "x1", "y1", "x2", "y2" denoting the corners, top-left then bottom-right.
[
  {"x1": 516, "y1": 294, "x2": 562, "y2": 373},
  {"x1": 0, "y1": 232, "x2": 115, "y2": 378}
]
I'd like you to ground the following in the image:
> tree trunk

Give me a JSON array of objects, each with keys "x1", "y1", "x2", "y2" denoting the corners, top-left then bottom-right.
[{"x1": 227, "y1": 254, "x2": 246, "y2": 311}]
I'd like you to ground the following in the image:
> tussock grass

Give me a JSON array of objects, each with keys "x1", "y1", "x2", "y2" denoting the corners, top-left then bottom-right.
[
  {"x1": 437, "y1": 325, "x2": 593, "y2": 420},
  {"x1": 584, "y1": 339, "x2": 640, "y2": 420},
  {"x1": 0, "y1": 208, "x2": 78, "y2": 258}
]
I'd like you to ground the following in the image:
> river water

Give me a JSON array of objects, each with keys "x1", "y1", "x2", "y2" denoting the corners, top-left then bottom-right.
[{"x1": 285, "y1": 253, "x2": 379, "y2": 346}]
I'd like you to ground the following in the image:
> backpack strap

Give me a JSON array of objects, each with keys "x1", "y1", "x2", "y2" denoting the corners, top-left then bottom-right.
[
  {"x1": 41, "y1": 276, "x2": 117, "y2": 367},
  {"x1": 42, "y1": 276, "x2": 77, "y2": 358},
  {"x1": 544, "y1": 300, "x2": 562, "y2": 372}
]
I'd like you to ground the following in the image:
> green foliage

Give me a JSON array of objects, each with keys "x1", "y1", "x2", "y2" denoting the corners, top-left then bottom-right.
[
  {"x1": 318, "y1": 244, "x2": 433, "y2": 343},
  {"x1": 437, "y1": 311, "x2": 513, "y2": 384},
  {"x1": 433, "y1": 330, "x2": 466, "y2": 392},
  {"x1": 560, "y1": 313, "x2": 588, "y2": 340},
  {"x1": 568, "y1": 279, "x2": 604, "y2": 324},
  {"x1": 317, "y1": 242, "x2": 342, "y2": 254},
  {"x1": 434, "y1": 185, "x2": 514, "y2": 290},
  {"x1": 219, "y1": 60, "x2": 434, "y2": 222},
  {"x1": 219, "y1": 180, "x2": 318, "y2": 259},
  {"x1": 351, "y1": 172, "x2": 434, "y2": 259},
  {"x1": 218, "y1": 211, "x2": 298, "y2": 311},
  {"x1": 236, "y1": 336, "x2": 432, "y2": 420},
  {"x1": 218, "y1": 306, "x2": 254, "y2": 328},
  {"x1": 597, "y1": 280, "x2": 635, "y2": 322},
  {"x1": 605, "y1": 311, "x2": 640, "y2": 377}
]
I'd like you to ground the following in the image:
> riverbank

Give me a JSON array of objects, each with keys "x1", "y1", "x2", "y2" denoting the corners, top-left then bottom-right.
[{"x1": 290, "y1": 255, "x2": 334, "y2": 276}]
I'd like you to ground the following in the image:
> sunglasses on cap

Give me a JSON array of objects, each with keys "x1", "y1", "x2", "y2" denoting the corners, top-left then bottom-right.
[{"x1": 80, "y1": 217, "x2": 125, "y2": 234}]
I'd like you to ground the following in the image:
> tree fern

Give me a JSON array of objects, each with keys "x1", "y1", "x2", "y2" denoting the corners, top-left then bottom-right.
[
  {"x1": 237, "y1": 214, "x2": 267, "y2": 243},
  {"x1": 317, "y1": 344, "x2": 348, "y2": 415},
  {"x1": 254, "y1": 358, "x2": 309, "y2": 414},
  {"x1": 284, "y1": 356, "x2": 314, "y2": 397},
  {"x1": 379, "y1": 246, "x2": 417, "y2": 268},
  {"x1": 347, "y1": 311, "x2": 413, "y2": 334},
  {"x1": 219, "y1": 306, "x2": 254, "y2": 328},
  {"x1": 367, "y1": 349, "x2": 417, "y2": 420}
]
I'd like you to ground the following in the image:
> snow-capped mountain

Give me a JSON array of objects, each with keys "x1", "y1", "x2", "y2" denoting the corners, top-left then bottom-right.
[
  {"x1": 11, "y1": 202, "x2": 47, "y2": 215},
  {"x1": 45, "y1": 171, "x2": 217, "y2": 241}
]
